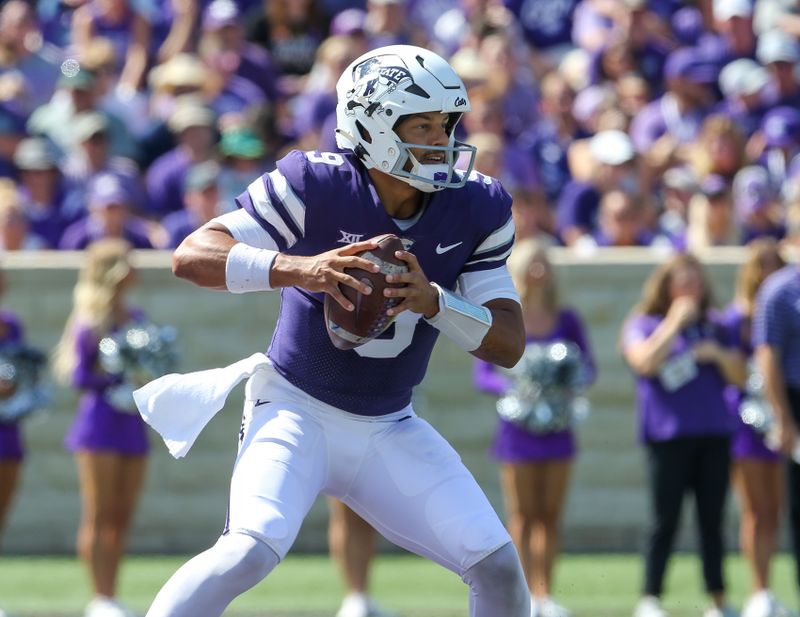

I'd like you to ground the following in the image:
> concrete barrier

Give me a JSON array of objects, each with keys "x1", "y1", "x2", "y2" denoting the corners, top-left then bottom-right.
[{"x1": 0, "y1": 248, "x2": 778, "y2": 554}]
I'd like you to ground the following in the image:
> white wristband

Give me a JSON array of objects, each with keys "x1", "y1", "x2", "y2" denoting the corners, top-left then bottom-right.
[
  {"x1": 424, "y1": 283, "x2": 493, "y2": 352},
  {"x1": 225, "y1": 243, "x2": 278, "y2": 293}
]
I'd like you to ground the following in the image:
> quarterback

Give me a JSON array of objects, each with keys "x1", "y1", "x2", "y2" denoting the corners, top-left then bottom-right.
[{"x1": 142, "y1": 45, "x2": 529, "y2": 617}]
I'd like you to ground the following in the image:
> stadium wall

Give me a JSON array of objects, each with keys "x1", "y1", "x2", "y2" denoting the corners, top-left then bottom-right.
[{"x1": 0, "y1": 248, "x2": 784, "y2": 554}]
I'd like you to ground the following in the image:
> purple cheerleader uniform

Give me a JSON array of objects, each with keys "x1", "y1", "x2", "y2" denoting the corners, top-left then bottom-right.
[
  {"x1": 622, "y1": 313, "x2": 737, "y2": 443},
  {"x1": 720, "y1": 304, "x2": 781, "y2": 462},
  {"x1": 0, "y1": 310, "x2": 24, "y2": 461},
  {"x1": 63, "y1": 313, "x2": 149, "y2": 456},
  {"x1": 474, "y1": 308, "x2": 596, "y2": 462}
]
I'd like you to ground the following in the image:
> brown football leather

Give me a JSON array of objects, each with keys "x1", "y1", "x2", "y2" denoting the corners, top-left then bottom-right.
[{"x1": 324, "y1": 234, "x2": 409, "y2": 350}]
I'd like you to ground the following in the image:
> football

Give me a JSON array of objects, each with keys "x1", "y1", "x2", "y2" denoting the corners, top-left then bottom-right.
[{"x1": 324, "y1": 233, "x2": 409, "y2": 350}]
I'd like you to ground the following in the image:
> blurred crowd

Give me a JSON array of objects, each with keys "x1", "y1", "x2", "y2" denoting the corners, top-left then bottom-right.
[{"x1": 0, "y1": 0, "x2": 798, "y2": 251}]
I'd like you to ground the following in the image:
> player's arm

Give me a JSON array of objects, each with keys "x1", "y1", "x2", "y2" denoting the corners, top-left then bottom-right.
[
  {"x1": 385, "y1": 252, "x2": 524, "y2": 368},
  {"x1": 173, "y1": 210, "x2": 380, "y2": 310}
]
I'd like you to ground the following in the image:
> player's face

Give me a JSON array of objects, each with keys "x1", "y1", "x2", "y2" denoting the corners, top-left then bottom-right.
[{"x1": 395, "y1": 112, "x2": 450, "y2": 168}]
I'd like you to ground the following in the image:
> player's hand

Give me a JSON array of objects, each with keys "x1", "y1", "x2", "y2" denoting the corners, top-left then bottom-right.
[
  {"x1": 273, "y1": 240, "x2": 380, "y2": 311},
  {"x1": 384, "y1": 250, "x2": 439, "y2": 319}
]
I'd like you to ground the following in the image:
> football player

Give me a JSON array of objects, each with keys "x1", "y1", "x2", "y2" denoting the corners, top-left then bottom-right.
[{"x1": 143, "y1": 45, "x2": 529, "y2": 617}]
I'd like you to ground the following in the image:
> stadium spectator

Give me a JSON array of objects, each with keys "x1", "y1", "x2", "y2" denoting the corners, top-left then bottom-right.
[
  {"x1": 655, "y1": 166, "x2": 695, "y2": 245},
  {"x1": 327, "y1": 498, "x2": 395, "y2": 617},
  {"x1": 27, "y1": 68, "x2": 138, "y2": 162},
  {"x1": 145, "y1": 100, "x2": 217, "y2": 218},
  {"x1": 721, "y1": 238, "x2": 789, "y2": 617},
  {"x1": 592, "y1": 190, "x2": 653, "y2": 248},
  {"x1": 59, "y1": 110, "x2": 147, "y2": 214},
  {"x1": 504, "y1": 0, "x2": 578, "y2": 76},
  {"x1": 715, "y1": 58, "x2": 771, "y2": 139},
  {"x1": 158, "y1": 161, "x2": 223, "y2": 249},
  {"x1": 732, "y1": 166, "x2": 786, "y2": 244},
  {"x1": 217, "y1": 128, "x2": 272, "y2": 211},
  {"x1": 52, "y1": 239, "x2": 150, "y2": 617},
  {"x1": 474, "y1": 239, "x2": 595, "y2": 617},
  {"x1": 557, "y1": 129, "x2": 639, "y2": 246},
  {"x1": 701, "y1": 0, "x2": 757, "y2": 65},
  {"x1": 520, "y1": 71, "x2": 580, "y2": 208},
  {"x1": 71, "y1": 0, "x2": 151, "y2": 95},
  {"x1": 198, "y1": 0, "x2": 281, "y2": 111},
  {"x1": 0, "y1": 178, "x2": 45, "y2": 251},
  {"x1": 684, "y1": 174, "x2": 741, "y2": 252},
  {"x1": 464, "y1": 131, "x2": 539, "y2": 196},
  {"x1": 686, "y1": 114, "x2": 747, "y2": 186},
  {"x1": 757, "y1": 30, "x2": 800, "y2": 109},
  {"x1": 13, "y1": 136, "x2": 84, "y2": 249},
  {"x1": 244, "y1": 0, "x2": 329, "y2": 97},
  {"x1": 476, "y1": 31, "x2": 540, "y2": 139},
  {"x1": 59, "y1": 173, "x2": 153, "y2": 250},
  {"x1": 748, "y1": 107, "x2": 800, "y2": 190},
  {"x1": 629, "y1": 47, "x2": 716, "y2": 175},
  {"x1": 622, "y1": 253, "x2": 745, "y2": 617},
  {"x1": 0, "y1": 0, "x2": 62, "y2": 119}
]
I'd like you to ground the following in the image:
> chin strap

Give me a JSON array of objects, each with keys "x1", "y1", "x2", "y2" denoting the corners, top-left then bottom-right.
[{"x1": 424, "y1": 283, "x2": 493, "y2": 352}]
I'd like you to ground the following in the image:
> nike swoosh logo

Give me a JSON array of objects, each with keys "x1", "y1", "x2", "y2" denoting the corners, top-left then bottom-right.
[
  {"x1": 254, "y1": 399, "x2": 270, "y2": 407},
  {"x1": 435, "y1": 241, "x2": 463, "y2": 254}
]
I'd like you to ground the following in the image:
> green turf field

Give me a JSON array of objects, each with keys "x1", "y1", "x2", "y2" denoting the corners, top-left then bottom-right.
[{"x1": 0, "y1": 552, "x2": 797, "y2": 616}]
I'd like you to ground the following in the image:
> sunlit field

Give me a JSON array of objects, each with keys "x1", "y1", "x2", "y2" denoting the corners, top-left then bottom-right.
[{"x1": 0, "y1": 552, "x2": 797, "y2": 616}]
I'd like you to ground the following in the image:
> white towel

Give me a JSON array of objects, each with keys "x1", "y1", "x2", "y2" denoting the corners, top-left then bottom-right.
[{"x1": 133, "y1": 352, "x2": 270, "y2": 458}]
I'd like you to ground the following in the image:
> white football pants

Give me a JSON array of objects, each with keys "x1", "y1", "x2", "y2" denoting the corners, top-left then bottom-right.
[{"x1": 226, "y1": 363, "x2": 512, "y2": 574}]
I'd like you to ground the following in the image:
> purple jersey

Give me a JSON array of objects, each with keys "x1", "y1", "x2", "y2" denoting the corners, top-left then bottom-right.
[
  {"x1": 236, "y1": 150, "x2": 515, "y2": 415},
  {"x1": 0, "y1": 310, "x2": 24, "y2": 461},
  {"x1": 474, "y1": 308, "x2": 595, "y2": 462}
]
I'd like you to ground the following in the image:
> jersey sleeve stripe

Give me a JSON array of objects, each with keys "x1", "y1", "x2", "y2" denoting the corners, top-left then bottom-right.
[
  {"x1": 268, "y1": 170, "x2": 306, "y2": 236},
  {"x1": 234, "y1": 190, "x2": 289, "y2": 251},
  {"x1": 247, "y1": 176, "x2": 298, "y2": 248},
  {"x1": 464, "y1": 244, "x2": 513, "y2": 266},
  {"x1": 471, "y1": 216, "x2": 515, "y2": 257}
]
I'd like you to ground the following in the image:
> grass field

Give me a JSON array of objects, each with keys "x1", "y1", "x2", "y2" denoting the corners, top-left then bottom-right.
[{"x1": 0, "y1": 552, "x2": 797, "y2": 617}]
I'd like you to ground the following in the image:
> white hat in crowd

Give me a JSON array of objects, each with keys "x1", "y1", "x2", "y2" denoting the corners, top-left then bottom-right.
[{"x1": 589, "y1": 130, "x2": 635, "y2": 166}]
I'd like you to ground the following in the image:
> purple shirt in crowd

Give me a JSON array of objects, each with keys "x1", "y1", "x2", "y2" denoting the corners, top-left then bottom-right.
[
  {"x1": 237, "y1": 150, "x2": 515, "y2": 415},
  {"x1": 720, "y1": 304, "x2": 780, "y2": 462},
  {"x1": 145, "y1": 147, "x2": 193, "y2": 217},
  {"x1": 622, "y1": 313, "x2": 737, "y2": 443},
  {"x1": 504, "y1": 0, "x2": 578, "y2": 50},
  {"x1": 629, "y1": 93, "x2": 708, "y2": 153},
  {"x1": 20, "y1": 184, "x2": 86, "y2": 249},
  {"x1": 58, "y1": 217, "x2": 153, "y2": 250},
  {"x1": 161, "y1": 209, "x2": 202, "y2": 249},
  {"x1": 474, "y1": 308, "x2": 595, "y2": 462},
  {"x1": 556, "y1": 180, "x2": 600, "y2": 239},
  {"x1": 0, "y1": 311, "x2": 24, "y2": 461},
  {"x1": 63, "y1": 314, "x2": 149, "y2": 455}
]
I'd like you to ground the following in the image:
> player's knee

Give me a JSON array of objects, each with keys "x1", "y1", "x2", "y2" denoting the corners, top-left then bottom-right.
[
  {"x1": 464, "y1": 542, "x2": 527, "y2": 597},
  {"x1": 213, "y1": 532, "x2": 279, "y2": 588}
]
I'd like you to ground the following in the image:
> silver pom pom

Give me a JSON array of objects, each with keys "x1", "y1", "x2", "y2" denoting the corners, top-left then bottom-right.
[
  {"x1": 496, "y1": 341, "x2": 592, "y2": 433},
  {"x1": 98, "y1": 320, "x2": 178, "y2": 413}
]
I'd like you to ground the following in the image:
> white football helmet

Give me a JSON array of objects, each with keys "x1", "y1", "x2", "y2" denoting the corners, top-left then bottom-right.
[{"x1": 335, "y1": 45, "x2": 476, "y2": 193}]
